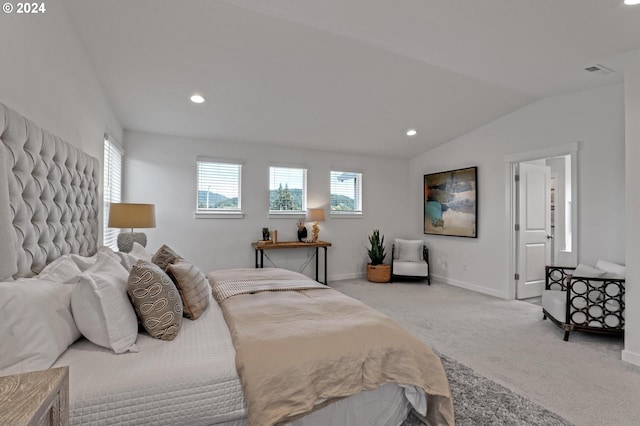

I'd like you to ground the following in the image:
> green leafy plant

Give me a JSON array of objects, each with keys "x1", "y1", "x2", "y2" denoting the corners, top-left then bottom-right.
[{"x1": 367, "y1": 229, "x2": 386, "y2": 265}]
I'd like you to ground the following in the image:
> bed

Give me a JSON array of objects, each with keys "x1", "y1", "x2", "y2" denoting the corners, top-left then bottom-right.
[{"x1": 0, "y1": 103, "x2": 454, "y2": 425}]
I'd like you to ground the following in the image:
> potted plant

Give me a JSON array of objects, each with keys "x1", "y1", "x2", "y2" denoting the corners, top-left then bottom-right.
[{"x1": 366, "y1": 229, "x2": 391, "y2": 283}]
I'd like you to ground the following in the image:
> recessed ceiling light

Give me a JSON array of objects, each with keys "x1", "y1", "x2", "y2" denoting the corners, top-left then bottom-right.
[
  {"x1": 624, "y1": 0, "x2": 640, "y2": 5},
  {"x1": 406, "y1": 129, "x2": 417, "y2": 137},
  {"x1": 190, "y1": 94, "x2": 205, "y2": 104}
]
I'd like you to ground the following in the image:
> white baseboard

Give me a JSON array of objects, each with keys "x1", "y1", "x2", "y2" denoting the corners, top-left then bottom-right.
[
  {"x1": 328, "y1": 273, "x2": 510, "y2": 299},
  {"x1": 621, "y1": 349, "x2": 640, "y2": 367},
  {"x1": 431, "y1": 274, "x2": 509, "y2": 299},
  {"x1": 328, "y1": 272, "x2": 365, "y2": 281}
]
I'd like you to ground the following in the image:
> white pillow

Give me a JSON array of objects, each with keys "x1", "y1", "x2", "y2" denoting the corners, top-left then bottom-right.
[
  {"x1": 69, "y1": 246, "x2": 120, "y2": 271},
  {"x1": 595, "y1": 260, "x2": 626, "y2": 279},
  {"x1": 0, "y1": 279, "x2": 81, "y2": 376},
  {"x1": 116, "y1": 242, "x2": 152, "y2": 271},
  {"x1": 130, "y1": 242, "x2": 152, "y2": 259},
  {"x1": 38, "y1": 255, "x2": 83, "y2": 284},
  {"x1": 71, "y1": 253, "x2": 139, "y2": 353},
  {"x1": 572, "y1": 263, "x2": 605, "y2": 278},
  {"x1": 395, "y1": 239, "x2": 423, "y2": 262},
  {"x1": 69, "y1": 254, "x2": 96, "y2": 271}
]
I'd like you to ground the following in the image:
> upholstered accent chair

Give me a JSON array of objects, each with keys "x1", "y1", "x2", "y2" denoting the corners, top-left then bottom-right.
[
  {"x1": 390, "y1": 239, "x2": 430, "y2": 285},
  {"x1": 542, "y1": 260, "x2": 625, "y2": 341}
]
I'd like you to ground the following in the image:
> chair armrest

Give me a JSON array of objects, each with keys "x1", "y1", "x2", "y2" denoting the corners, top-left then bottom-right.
[
  {"x1": 566, "y1": 276, "x2": 625, "y2": 329},
  {"x1": 391, "y1": 244, "x2": 395, "y2": 275},
  {"x1": 567, "y1": 275, "x2": 625, "y2": 295},
  {"x1": 423, "y1": 246, "x2": 429, "y2": 264},
  {"x1": 545, "y1": 265, "x2": 576, "y2": 291}
]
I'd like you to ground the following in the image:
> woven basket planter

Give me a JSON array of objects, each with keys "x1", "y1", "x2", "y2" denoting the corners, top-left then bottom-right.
[{"x1": 367, "y1": 264, "x2": 391, "y2": 283}]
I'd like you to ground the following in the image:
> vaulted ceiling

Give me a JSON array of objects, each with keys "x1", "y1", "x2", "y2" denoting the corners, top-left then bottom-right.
[{"x1": 63, "y1": 0, "x2": 640, "y2": 158}]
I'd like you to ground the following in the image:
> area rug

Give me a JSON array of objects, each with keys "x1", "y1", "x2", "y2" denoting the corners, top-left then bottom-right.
[{"x1": 402, "y1": 351, "x2": 573, "y2": 426}]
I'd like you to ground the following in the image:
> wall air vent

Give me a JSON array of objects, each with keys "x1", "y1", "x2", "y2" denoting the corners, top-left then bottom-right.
[{"x1": 584, "y1": 64, "x2": 615, "y2": 75}]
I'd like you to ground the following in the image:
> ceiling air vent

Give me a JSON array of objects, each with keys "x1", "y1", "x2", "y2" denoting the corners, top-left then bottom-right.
[{"x1": 584, "y1": 64, "x2": 615, "y2": 75}]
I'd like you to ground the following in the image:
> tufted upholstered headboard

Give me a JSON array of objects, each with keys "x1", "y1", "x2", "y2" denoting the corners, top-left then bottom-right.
[{"x1": 0, "y1": 103, "x2": 100, "y2": 280}]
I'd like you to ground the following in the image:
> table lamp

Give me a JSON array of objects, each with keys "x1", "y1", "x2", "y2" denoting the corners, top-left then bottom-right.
[
  {"x1": 108, "y1": 203, "x2": 156, "y2": 252},
  {"x1": 306, "y1": 208, "x2": 325, "y2": 242}
]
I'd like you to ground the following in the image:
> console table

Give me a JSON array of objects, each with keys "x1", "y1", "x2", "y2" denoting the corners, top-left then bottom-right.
[{"x1": 251, "y1": 241, "x2": 332, "y2": 284}]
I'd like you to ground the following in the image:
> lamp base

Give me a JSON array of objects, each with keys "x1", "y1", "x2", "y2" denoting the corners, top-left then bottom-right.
[
  {"x1": 312, "y1": 222, "x2": 319, "y2": 242},
  {"x1": 117, "y1": 232, "x2": 147, "y2": 253}
]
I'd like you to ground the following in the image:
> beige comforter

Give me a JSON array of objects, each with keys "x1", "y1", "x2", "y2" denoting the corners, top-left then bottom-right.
[{"x1": 208, "y1": 268, "x2": 454, "y2": 426}]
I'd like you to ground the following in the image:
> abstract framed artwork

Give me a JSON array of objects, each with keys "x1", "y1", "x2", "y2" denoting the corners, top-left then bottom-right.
[{"x1": 424, "y1": 167, "x2": 477, "y2": 238}]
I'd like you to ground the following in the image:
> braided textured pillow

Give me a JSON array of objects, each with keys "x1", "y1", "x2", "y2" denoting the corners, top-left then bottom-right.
[
  {"x1": 166, "y1": 258, "x2": 210, "y2": 320},
  {"x1": 152, "y1": 244, "x2": 180, "y2": 271},
  {"x1": 127, "y1": 260, "x2": 183, "y2": 341}
]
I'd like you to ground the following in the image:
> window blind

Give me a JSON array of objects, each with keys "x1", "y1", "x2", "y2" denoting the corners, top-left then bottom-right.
[
  {"x1": 103, "y1": 135, "x2": 123, "y2": 250},
  {"x1": 196, "y1": 160, "x2": 242, "y2": 212},
  {"x1": 269, "y1": 166, "x2": 307, "y2": 213},
  {"x1": 330, "y1": 171, "x2": 363, "y2": 214}
]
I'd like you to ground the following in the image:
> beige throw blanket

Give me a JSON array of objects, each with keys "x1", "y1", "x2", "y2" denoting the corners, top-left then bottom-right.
[{"x1": 208, "y1": 268, "x2": 454, "y2": 426}]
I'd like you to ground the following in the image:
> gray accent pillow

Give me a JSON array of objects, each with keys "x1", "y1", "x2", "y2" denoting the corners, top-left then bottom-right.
[
  {"x1": 166, "y1": 258, "x2": 210, "y2": 320},
  {"x1": 128, "y1": 260, "x2": 183, "y2": 341},
  {"x1": 152, "y1": 244, "x2": 180, "y2": 271}
]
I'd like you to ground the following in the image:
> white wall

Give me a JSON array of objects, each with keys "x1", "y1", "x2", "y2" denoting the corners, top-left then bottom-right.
[
  {"x1": 623, "y1": 58, "x2": 640, "y2": 367},
  {"x1": 0, "y1": 4, "x2": 122, "y2": 159},
  {"x1": 124, "y1": 130, "x2": 412, "y2": 281},
  {"x1": 409, "y1": 84, "x2": 625, "y2": 298}
]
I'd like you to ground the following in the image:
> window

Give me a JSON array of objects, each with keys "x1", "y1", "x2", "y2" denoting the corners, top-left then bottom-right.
[
  {"x1": 330, "y1": 170, "x2": 362, "y2": 215},
  {"x1": 269, "y1": 166, "x2": 307, "y2": 214},
  {"x1": 103, "y1": 134, "x2": 123, "y2": 250},
  {"x1": 196, "y1": 158, "x2": 243, "y2": 217}
]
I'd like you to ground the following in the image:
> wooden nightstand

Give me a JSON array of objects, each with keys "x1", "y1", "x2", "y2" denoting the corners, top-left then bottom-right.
[{"x1": 0, "y1": 366, "x2": 69, "y2": 426}]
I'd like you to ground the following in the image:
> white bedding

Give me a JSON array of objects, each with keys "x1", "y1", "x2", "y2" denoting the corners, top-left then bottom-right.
[
  {"x1": 53, "y1": 293, "x2": 413, "y2": 426},
  {"x1": 53, "y1": 294, "x2": 246, "y2": 425}
]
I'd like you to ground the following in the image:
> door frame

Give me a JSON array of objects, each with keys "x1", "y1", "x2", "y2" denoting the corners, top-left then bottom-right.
[{"x1": 504, "y1": 142, "x2": 579, "y2": 300}]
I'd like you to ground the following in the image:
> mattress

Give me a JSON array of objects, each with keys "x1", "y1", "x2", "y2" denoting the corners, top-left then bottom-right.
[{"x1": 53, "y1": 294, "x2": 246, "y2": 425}]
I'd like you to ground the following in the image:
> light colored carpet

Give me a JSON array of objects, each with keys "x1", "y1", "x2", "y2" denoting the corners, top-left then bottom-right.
[{"x1": 330, "y1": 278, "x2": 640, "y2": 426}]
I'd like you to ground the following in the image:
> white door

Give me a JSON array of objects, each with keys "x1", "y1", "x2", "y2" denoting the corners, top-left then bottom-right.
[{"x1": 517, "y1": 163, "x2": 552, "y2": 299}]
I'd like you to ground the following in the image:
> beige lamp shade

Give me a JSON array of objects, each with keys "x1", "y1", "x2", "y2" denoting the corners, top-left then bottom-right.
[
  {"x1": 108, "y1": 203, "x2": 156, "y2": 229},
  {"x1": 108, "y1": 203, "x2": 156, "y2": 252},
  {"x1": 306, "y1": 208, "x2": 325, "y2": 223},
  {"x1": 306, "y1": 208, "x2": 325, "y2": 242}
]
